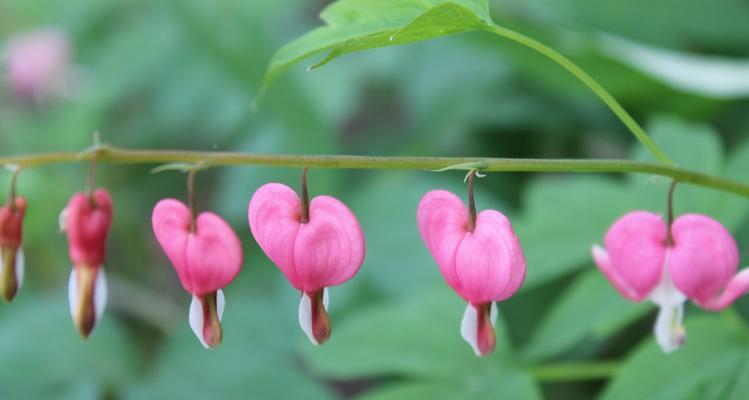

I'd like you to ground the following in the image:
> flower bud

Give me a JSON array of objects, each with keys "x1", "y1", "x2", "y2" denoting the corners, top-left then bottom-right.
[{"x1": 0, "y1": 197, "x2": 26, "y2": 303}]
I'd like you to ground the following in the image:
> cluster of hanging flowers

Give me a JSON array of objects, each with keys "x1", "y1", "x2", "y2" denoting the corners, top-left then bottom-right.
[{"x1": 1, "y1": 161, "x2": 747, "y2": 356}]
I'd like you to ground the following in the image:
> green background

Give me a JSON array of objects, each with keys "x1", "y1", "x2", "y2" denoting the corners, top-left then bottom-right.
[{"x1": 1, "y1": 0, "x2": 749, "y2": 399}]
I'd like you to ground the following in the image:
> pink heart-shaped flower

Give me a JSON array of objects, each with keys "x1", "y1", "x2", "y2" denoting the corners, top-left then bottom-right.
[
  {"x1": 417, "y1": 189, "x2": 526, "y2": 357},
  {"x1": 248, "y1": 183, "x2": 365, "y2": 292},
  {"x1": 152, "y1": 199, "x2": 242, "y2": 296},
  {"x1": 248, "y1": 182, "x2": 365, "y2": 345},
  {"x1": 417, "y1": 190, "x2": 526, "y2": 304}
]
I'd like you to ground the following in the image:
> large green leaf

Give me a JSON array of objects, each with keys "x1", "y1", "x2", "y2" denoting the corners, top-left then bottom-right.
[
  {"x1": 261, "y1": 0, "x2": 492, "y2": 91},
  {"x1": 124, "y1": 295, "x2": 334, "y2": 400},
  {"x1": 522, "y1": 269, "x2": 650, "y2": 361},
  {"x1": 515, "y1": 177, "x2": 634, "y2": 289},
  {"x1": 601, "y1": 315, "x2": 749, "y2": 400},
  {"x1": 0, "y1": 295, "x2": 137, "y2": 399},
  {"x1": 302, "y1": 288, "x2": 541, "y2": 398}
]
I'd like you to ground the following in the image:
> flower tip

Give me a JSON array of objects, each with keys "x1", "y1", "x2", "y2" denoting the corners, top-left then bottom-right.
[
  {"x1": 189, "y1": 290, "x2": 225, "y2": 349},
  {"x1": 461, "y1": 302, "x2": 497, "y2": 357},
  {"x1": 68, "y1": 267, "x2": 107, "y2": 339},
  {"x1": 299, "y1": 289, "x2": 331, "y2": 346},
  {"x1": 0, "y1": 247, "x2": 24, "y2": 303}
]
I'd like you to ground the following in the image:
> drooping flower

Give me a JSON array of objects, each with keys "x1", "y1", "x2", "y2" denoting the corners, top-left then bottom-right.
[
  {"x1": 417, "y1": 189, "x2": 526, "y2": 357},
  {"x1": 62, "y1": 189, "x2": 112, "y2": 338},
  {"x1": 152, "y1": 199, "x2": 243, "y2": 349},
  {"x1": 593, "y1": 211, "x2": 749, "y2": 353},
  {"x1": 248, "y1": 182, "x2": 365, "y2": 345},
  {"x1": 0, "y1": 197, "x2": 26, "y2": 303},
  {"x1": 3, "y1": 28, "x2": 72, "y2": 101}
]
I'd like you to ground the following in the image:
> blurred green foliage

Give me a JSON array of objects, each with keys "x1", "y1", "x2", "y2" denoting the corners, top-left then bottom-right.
[{"x1": 1, "y1": 0, "x2": 749, "y2": 399}]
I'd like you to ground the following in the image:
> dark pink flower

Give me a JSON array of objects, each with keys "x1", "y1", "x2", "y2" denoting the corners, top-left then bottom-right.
[
  {"x1": 61, "y1": 189, "x2": 112, "y2": 338},
  {"x1": 0, "y1": 197, "x2": 26, "y2": 303}
]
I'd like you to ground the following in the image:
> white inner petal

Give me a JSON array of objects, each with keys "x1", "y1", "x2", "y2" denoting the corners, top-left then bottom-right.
[
  {"x1": 649, "y1": 254, "x2": 687, "y2": 353},
  {"x1": 68, "y1": 268, "x2": 77, "y2": 320},
  {"x1": 94, "y1": 268, "x2": 107, "y2": 325},
  {"x1": 216, "y1": 289, "x2": 225, "y2": 321},
  {"x1": 323, "y1": 288, "x2": 329, "y2": 310},
  {"x1": 460, "y1": 304, "x2": 480, "y2": 356},
  {"x1": 189, "y1": 294, "x2": 209, "y2": 349},
  {"x1": 490, "y1": 302, "x2": 498, "y2": 326},
  {"x1": 298, "y1": 292, "x2": 318, "y2": 345},
  {"x1": 58, "y1": 208, "x2": 68, "y2": 232},
  {"x1": 15, "y1": 247, "x2": 24, "y2": 289}
]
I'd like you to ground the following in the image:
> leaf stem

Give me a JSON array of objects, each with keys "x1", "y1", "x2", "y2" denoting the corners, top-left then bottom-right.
[
  {"x1": 486, "y1": 24, "x2": 673, "y2": 165},
  {"x1": 2, "y1": 145, "x2": 749, "y2": 197},
  {"x1": 529, "y1": 360, "x2": 620, "y2": 382}
]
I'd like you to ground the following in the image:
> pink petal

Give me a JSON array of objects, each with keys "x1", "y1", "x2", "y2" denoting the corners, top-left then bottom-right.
[
  {"x1": 417, "y1": 190, "x2": 526, "y2": 304},
  {"x1": 293, "y1": 196, "x2": 365, "y2": 291},
  {"x1": 417, "y1": 190, "x2": 470, "y2": 291},
  {"x1": 669, "y1": 214, "x2": 740, "y2": 306},
  {"x1": 695, "y1": 269, "x2": 749, "y2": 311},
  {"x1": 248, "y1": 183, "x2": 304, "y2": 288},
  {"x1": 454, "y1": 210, "x2": 526, "y2": 303},
  {"x1": 152, "y1": 199, "x2": 193, "y2": 292},
  {"x1": 152, "y1": 199, "x2": 243, "y2": 295},
  {"x1": 592, "y1": 245, "x2": 642, "y2": 301},
  {"x1": 65, "y1": 189, "x2": 113, "y2": 267},
  {"x1": 187, "y1": 212, "x2": 243, "y2": 296},
  {"x1": 599, "y1": 211, "x2": 667, "y2": 301},
  {"x1": 248, "y1": 183, "x2": 365, "y2": 292}
]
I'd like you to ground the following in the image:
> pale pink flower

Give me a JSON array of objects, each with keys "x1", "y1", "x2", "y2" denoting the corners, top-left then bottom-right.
[
  {"x1": 0, "y1": 197, "x2": 26, "y2": 303},
  {"x1": 152, "y1": 199, "x2": 243, "y2": 349},
  {"x1": 248, "y1": 183, "x2": 365, "y2": 346},
  {"x1": 61, "y1": 189, "x2": 112, "y2": 338},
  {"x1": 4, "y1": 28, "x2": 71, "y2": 101},
  {"x1": 593, "y1": 211, "x2": 749, "y2": 352},
  {"x1": 418, "y1": 190, "x2": 526, "y2": 356}
]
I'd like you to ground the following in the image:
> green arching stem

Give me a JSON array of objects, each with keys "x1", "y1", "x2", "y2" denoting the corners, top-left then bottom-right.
[
  {"x1": 529, "y1": 361, "x2": 620, "y2": 382},
  {"x1": 1, "y1": 144, "x2": 748, "y2": 197},
  {"x1": 486, "y1": 24, "x2": 673, "y2": 166}
]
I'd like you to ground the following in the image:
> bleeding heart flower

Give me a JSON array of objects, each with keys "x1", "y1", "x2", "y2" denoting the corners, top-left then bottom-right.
[
  {"x1": 417, "y1": 189, "x2": 526, "y2": 356},
  {"x1": 61, "y1": 189, "x2": 112, "y2": 338},
  {"x1": 0, "y1": 197, "x2": 26, "y2": 303},
  {"x1": 593, "y1": 211, "x2": 749, "y2": 353},
  {"x1": 248, "y1": 182, "x2": 365, "y2": 346},
  {"x1": 152, "y1": 199, "x2": 243, "y2": 349},
  {"x1": 3, "y1": 28, "x2": 72, "y2": 102}
]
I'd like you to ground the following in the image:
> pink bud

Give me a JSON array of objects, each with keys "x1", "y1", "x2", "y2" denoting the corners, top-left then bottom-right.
[
  {"x1": 62, "y1": 189, "x2": 112, "y2": 338},
  {"x1": 593, "y1": 211, "x2": 749, "y2": 353},
  {"x1": 4, "y1": 28, "x2": 71, "y2": 101},
  {"x1": 248, "y1": 183, "x2": 365, "y2": 346},
  {"x1": 0, "y1": 197, "x2": 26, "y2": 303},
  {"x1": 152, "y1": 199, "x2": 243, "y2": 349},
  {"x1": 417, "y1": 190, "x2": 526, "y2": 356}
]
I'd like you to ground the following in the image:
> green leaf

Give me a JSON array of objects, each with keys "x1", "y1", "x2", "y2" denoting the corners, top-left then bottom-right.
[
  {"x1": 360, "y1": 373, "x2": 541, "y2": 400},
  {"x1": 515, "y1": 177, "x2": 634, "y2": 288},
  {"x1": 0, "y1": 296, "x2": 138, "y2": 399},
  {"x1": 522, "y1": 269, "x2": 650, "y2": 361},
  {"x1": 302, "y1": 288, "x2": 514, "y2": 379},
  {"x1": 601, "y1": 315, "x2": 748, "y2": 400},
  {"x1": 302, "y1": 288, "x2": 541, "y2": 399},
  {"x1": 124, "y1": 295, "x2": 334, "y2": 400},
  {"x1": 261, "y1": 0, "x2": 492, "y2": 92}
]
